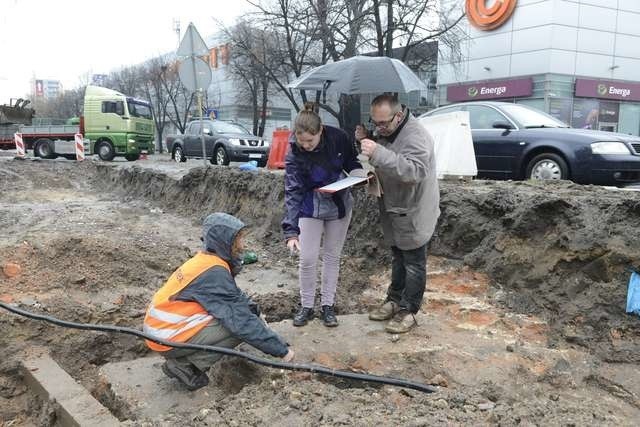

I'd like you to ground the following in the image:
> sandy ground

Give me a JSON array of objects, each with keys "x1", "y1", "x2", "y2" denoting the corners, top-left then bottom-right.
[{"x1": 1, "y1": 155, "x2": 640, "y2": 425}]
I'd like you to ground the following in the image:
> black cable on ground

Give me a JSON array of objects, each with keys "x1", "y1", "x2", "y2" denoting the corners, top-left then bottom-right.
[{"x1": 0, "y1": 302, "x2": 436, "y2": 394}]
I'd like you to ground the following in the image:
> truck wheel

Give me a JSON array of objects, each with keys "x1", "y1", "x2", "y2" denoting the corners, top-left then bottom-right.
[
  {"x1": 213, "y1": 146, "x2": 229, "y2": 165},
  {"x1": 34, "y1": 138, "x2": 55, "y2": 159},
  {"x1": 97, "y1": 141, "x2": 115, "y2": 161},
  {"x1": 173, "y1": 146, "x2": 186, "y2": 163},
  {"x1": 125, "y1": 154, "x2": 140, "y2": 161}
]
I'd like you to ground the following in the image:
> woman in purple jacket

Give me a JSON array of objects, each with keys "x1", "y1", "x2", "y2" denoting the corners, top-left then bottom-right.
[{"x1": 282, "y1": 103, "x2": 365, "y2": 327}]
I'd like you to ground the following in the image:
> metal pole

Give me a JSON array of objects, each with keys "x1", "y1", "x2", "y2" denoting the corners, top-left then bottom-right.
[
  {"x1": 187, "y1": 27, "x2": 207, "y2": 168},
  {"x1": 198, "y1": 89, "x2": 207, "y2": 167}
]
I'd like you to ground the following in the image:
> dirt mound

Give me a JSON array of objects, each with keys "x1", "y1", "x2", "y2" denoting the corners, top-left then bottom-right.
[
  {"x1": 3, "y1": 159, "x2": 640, "y2": 424},
  {"x1": 3, "y1": 237, "x2": 174, "y2": 300},
  {"x1": 434, "y1": 180, "x2": 640, "y2": 363},
  {"x1": 94, "y1": 164, "x2": 640, "y2": 363},
  {"x1": 0, "y1": 159, "x2": 90, "y2": 196}
]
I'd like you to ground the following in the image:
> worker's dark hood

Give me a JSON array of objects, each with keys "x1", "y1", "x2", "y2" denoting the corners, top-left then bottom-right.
[{"x1": 202, "y1": 213, "x2": 246, "y2": 275}]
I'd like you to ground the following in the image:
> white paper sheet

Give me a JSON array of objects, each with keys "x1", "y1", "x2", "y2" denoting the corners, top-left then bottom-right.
[{"x1": 316, "y1": 176, "x2": 368, "y2": 193}]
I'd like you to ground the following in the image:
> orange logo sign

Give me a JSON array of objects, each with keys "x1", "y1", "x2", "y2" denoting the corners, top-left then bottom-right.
[{"x1": 466, "y1": 0, "x2": 517, "y2": 31}]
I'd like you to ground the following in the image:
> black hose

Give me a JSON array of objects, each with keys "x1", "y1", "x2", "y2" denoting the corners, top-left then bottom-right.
[{"x1": 0, "y1": 302, "x2": 436, "y2": 394}]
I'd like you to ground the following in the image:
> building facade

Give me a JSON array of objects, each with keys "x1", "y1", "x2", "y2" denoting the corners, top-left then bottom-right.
[
  {"x1": 438, "y1": 0, "x2": 640, "y2": 135},
  {"x1": 206, "y1": 40, "x2": 293, "y2": 137}
]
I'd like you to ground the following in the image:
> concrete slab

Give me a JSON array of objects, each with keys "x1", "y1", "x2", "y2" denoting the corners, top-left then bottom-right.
[
  {"x1": 22, "y1": 354, "x2": 119, "y2": 427},
  {"x1": 100, "y1": 313, "x2": 594, "y2": 421},
  {"x1": 235, "y1": 263, "x2": 298, "y2": 296},
  {"x1": 99, "y1": 356, "x2": 217, "y2": 420}
]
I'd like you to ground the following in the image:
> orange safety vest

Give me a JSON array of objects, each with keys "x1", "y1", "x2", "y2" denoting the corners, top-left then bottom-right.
[{"x1": 143, "y1": 252, "x2": 230, "y2": 352}]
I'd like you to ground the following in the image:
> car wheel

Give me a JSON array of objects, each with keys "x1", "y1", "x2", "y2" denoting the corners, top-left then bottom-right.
[
  {"x1": 526, "y1": 153, "x2": 569, "y2": 181},
  {"x1": 257, "y1": 159, "x2": 267, "y2": 167},
  {"x1": 97, "y1": 141, "x2": 115, "y2": 161},
  {"x1": 34, "y1": 138, "x2": 55, "y2": 159},
  {"x1": 173, "y1": 146, "x2": 186, "y2": 163},
  {"x1": 214, "y1": 146, "x2": 230, "y2": 166}
]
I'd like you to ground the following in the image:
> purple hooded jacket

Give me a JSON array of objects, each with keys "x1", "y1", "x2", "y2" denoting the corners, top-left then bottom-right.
[{"x1": 282, "y1": 125, "x2": 363, "y2": 240}]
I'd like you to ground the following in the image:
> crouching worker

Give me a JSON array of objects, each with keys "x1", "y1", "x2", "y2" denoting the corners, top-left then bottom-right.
[{"x1": 143, "y1": 212, "x2": 295, "y2": 391}]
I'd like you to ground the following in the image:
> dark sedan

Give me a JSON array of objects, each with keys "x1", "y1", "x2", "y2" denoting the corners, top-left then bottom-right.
[{"x1": 420, "y1": 101, "x2": 640, "y2": 186}]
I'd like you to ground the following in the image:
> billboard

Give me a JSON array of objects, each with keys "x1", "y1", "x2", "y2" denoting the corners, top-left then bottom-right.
[
  {"x1": 35, "y1": 80, "x2": 43, "y2": 97},
  {"x1": 575, "y1": 78, "x2": 640, "y2": 102},
  {"x1": 92, "y1": 74, "x2": 107, "y2": 86},
  {"x1": 447, "y1": 78, "x2": 533, "y2": 102}
]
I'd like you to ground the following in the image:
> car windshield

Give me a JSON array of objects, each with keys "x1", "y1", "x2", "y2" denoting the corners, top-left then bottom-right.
[
  {"x1": 500, "y1": 104, "x2": 569, "y2": 128},
  {"x1": 127, "y1": 100, "x2": 153, "y2": 120},
  {"x1": 213, "y1": 121, "x2": 250, "y2": 134}
]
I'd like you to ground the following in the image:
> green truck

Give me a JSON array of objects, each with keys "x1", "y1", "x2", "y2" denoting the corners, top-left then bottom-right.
[{"x1": 13, "y1": 85, "x2": 155, "y2": 161}]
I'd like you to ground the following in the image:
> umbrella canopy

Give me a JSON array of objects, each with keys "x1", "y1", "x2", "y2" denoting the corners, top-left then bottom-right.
[{"x1": 287, "y1": 55, "x2": 427, "y2": 95}]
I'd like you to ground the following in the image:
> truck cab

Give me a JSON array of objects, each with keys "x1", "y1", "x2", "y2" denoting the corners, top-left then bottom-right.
[{"x1": 84, "y1": 85, "x2": 155, "y2": 161}]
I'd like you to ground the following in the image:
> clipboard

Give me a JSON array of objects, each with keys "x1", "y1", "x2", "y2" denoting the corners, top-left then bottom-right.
[{"x1": 316, "y1": 176, "x2": 368, "y2": 193}]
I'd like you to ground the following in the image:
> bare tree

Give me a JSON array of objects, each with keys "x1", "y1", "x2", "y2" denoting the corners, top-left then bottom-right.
[
  {"x1": 361, "y1": 0, "x2": 466, "y2": 62},
  {"x1": 28, "y1": 88, "x2": 85, "y2": 120},
  {"x1": 226, "y1": 21, "x2": 280, "y2": 136},
  {"x1": 141, "y1": 56, "x2": 174, "y2": 153},
  {"x1": 162, "y1": 62, "x2": 196, "y2": 134},
  {"x1": 105, "y1": 66, "x2": 144, "y2": 98},
  {"x1": 228, "y1": 0, "x2": 324, "y2": 111}
]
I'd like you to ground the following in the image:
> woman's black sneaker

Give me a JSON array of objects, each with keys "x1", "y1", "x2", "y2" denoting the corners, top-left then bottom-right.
[
  {"x1": 293, "y1": 307, "x2": 314, "y2": 326},
  {"x1": 320, "y1": 305, "x2": 338, "y2": 327}
]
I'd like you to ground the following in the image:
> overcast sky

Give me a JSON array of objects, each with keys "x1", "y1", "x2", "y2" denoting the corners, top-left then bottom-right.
[{"x1": 0, "y1": 0, "x2": 252, "y2": 102}]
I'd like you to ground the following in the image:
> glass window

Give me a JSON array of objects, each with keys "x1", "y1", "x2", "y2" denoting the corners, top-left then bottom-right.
[
  {"x1": 598, "y1": 101, "x2": 619, "y2": 125},
  {"x1": 547, "y1": 98, "x2": 573, "y2": 126},
  {"x1": 101, "y1": 101, "x2": 124, "y2": 115},
  {"x1": 127, "y1": 100, "x2": 152, "y2": 119},
  {"x1": 516, "y1": 98, "x2": 545, "y2": 112},
  {"x1": 619, "y1": 103, "x2": 640, "y2": 136},
  {"x1": 211, "y1": 121, "x2": 250, "y2": 134},
  {"x1": 500, "y1": 103, "x2": 567, "y2": 128},
  {"x1": 424, "y1": 105, "x2": 463, "y2": 118},
  {"x1": 465, "y1": 105, "x2": 509, "y2": 129},
  {"x1": 572, "y1": 99, "x2": 600, "y2": 129}
]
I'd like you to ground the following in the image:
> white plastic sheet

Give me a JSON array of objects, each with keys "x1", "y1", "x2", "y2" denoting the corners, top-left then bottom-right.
[{"x1": 418, "y1": 111, "x2": 477, "y2": 179}]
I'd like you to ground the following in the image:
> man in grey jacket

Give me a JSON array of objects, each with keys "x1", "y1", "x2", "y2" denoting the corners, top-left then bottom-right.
[{"x1": 358, "y1": 94, "x2": 440, "y2": 334}]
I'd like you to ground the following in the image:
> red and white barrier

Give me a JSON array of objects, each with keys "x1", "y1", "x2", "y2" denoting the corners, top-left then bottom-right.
[
  {"x1": 74, "y1": 133, "x2": 85, "y2": 161},
  {"x1": 14, "y1": 133, "x2": 25, "y2": 158}
]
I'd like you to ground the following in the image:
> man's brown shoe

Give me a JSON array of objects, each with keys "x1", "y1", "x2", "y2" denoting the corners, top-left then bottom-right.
[
  {"x1": 369, "y1": 300, "x2": 399, "y2": 321},
  {"x1": 385, "y1": 310, "x2": 417, "y2": 334}
]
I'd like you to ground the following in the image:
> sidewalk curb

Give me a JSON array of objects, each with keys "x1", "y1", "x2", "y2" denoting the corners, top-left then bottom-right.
[{"x1": 22, "y1": 354, "x2": 119, "y2": 426}]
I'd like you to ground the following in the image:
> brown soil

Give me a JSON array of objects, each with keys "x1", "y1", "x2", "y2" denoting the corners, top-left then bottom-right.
[{"x1": 1, "y1": 156, "x2": 640, "y2": 425}]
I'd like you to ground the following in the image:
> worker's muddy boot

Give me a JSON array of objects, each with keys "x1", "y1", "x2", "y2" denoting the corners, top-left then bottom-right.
[
  {"x1": 369, "y1": 300, "x2": 399, "y2": 321},
  {"x1": 320, "y1": 305, "x2": 338, "y2": 327},
  {"x1": 161, "y1": 360, "x2": 209, "y2": 391},
  {"x1": 293, "y1": 307, "x2": 314, "y2": 326},
  {"x1": 384, "y1": 310, "x2": 417, "y2": 334}
]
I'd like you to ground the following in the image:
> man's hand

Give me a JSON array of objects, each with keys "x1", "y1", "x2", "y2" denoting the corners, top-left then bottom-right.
[
  {"x1": 286, "y1": 238, "x2": 300, "y2": 254},
  {"x1": 282, "y1": 348, "x2": 295, "y2": 363},
  {"x1": 360, "y1": 138, "x2": 377, "y2": 157}
]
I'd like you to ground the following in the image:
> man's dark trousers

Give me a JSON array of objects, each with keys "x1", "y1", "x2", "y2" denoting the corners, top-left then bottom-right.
[{"x1": 387, "y1": 244, "x2": 427, "y2": 313}]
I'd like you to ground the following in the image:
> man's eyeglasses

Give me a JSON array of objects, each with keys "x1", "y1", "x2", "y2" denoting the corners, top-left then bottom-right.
[{"x1": 369, "y1": 112, "x2": 398, "y2": 128}]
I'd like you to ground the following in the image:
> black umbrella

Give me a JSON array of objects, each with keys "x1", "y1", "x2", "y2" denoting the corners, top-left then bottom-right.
[{"x1": 287, "y1": 56, "x2": 427, "y2": 95}]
